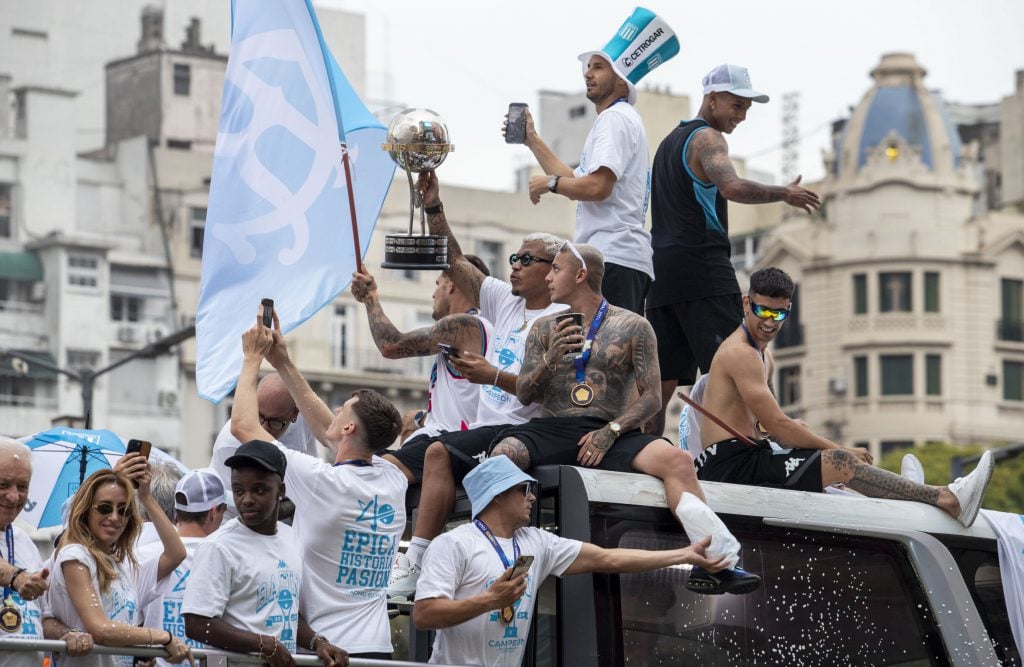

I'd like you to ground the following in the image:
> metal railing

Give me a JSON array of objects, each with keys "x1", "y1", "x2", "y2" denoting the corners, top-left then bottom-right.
[{"x1": 0, "y1": 637, "x2": 445, "y2": 666}]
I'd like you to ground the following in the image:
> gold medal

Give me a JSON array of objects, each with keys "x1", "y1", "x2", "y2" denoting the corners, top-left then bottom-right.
[
  {"x1": 499, "y1": 605, "x2": 515, "y2": 624},
  {"x1": 0, "y1": 600, "x2": 22, "y2": 633},
  {"x1": 570, "y1": 383, "x2": 594, "y2": 406}
]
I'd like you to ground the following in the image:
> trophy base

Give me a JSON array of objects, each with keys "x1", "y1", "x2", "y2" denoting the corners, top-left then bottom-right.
[{"x1": 381, "y1": 234, "x2": 450, "y2": 271}]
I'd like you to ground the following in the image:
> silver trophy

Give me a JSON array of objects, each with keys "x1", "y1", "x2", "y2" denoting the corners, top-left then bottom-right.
[{"x1": 380, "y1": 108, "x2": 455, "y2": 270}]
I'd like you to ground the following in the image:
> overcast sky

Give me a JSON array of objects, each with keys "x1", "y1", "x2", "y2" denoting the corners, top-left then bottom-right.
[{"x1": 321, "y1": 0, "x2": 1024, "y2": 192}]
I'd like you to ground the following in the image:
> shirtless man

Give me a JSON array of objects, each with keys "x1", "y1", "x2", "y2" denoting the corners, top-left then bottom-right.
[
  {"x1": 491, "y1": 241, "x2": 760, "y2": 595},
  {"x1": 698, "y1": 267, "x2": 994, "y2": 527}
]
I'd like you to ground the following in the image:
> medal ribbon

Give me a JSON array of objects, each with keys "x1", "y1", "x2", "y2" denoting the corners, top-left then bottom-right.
[
  {"x1": 334, "y1": 459, "x2": 372, "y2": 467},
  {"x1": 740, "y1": 322, "x2": 765, "y2": 364},
  {"x1": 3, "y1": 526, "x2": 13, "y2": 601},
  {"x1": 474, "y1": 519, "x2": 519, "y2": 569},
  {"x1": 574, "y1": 300, "x2": 609, "y2": 385}
]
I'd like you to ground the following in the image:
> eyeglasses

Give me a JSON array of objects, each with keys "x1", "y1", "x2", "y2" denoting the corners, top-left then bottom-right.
[
  {"x1": 259, "y1": 414, "x2": 291, "y2": 431},
  {"x1": 750, "y1": 303, "x2": 791, "y2": 322},
  {"x1": 92, "y1": 502, "x2": 130, "y2": 517},
  {"x1": 509, "y1": 253, "x2": 552, "y2": 267}
]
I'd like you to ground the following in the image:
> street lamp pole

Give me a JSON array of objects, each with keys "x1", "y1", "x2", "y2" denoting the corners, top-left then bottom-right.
[{"x1": 2, "y1": 324, "x2": 195, "y2": 429}]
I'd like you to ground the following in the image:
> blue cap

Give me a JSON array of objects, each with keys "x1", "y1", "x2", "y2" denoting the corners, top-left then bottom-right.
[
  {"x1": 578, "y1": 7, "x2": 680, "y2": 105},
  {"x1": 463, "y1": 455, "x2": 537, "y2": 519}
]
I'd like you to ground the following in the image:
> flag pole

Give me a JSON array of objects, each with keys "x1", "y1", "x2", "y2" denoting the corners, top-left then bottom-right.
[{"x1": 340, "y1": 144, "x2": 363, "y2": 273}]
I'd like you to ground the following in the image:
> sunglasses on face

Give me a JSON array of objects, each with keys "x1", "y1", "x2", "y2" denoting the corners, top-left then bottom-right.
[
  {"x1": 259, "y1": 414, "x2": 291, "y2": 431},
  {"x1": 509, "y1": 253, "x2": 552, "y2": 267},
  {"x1": 750, "y1": 302, "x2": 791, "y2": 322},
  {"x1": 516, "y1": 481, "x2": 538, "y2": 497},
  {"x1": 92, "y1": 502, "x2": 130, "y2": 517}
]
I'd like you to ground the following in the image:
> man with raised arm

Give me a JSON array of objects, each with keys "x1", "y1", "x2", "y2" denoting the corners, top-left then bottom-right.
[
  {"x1": 384, "y1": 171, "x2": 567, "y2": 600},
  {"x1": 647, "y1": 64, "x2": 822, "y2": 434},
  {"x1": 697, "y1": 267, "x2": 995, "y2": 527},
  {"x1": 228, "y1": 312, "x2": 406, "y2": 661},
  {"x1": 414, "y1": 455, "x2": 725, "y2": 666},
  {"x1": 490, "y1": 242, "x2": 760, "y2": 595}
]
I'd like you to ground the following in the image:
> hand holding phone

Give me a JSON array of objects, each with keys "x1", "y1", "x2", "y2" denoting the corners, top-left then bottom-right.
[
  {"x1": 261, "y1": 298, "x2": 275, "y2": 328},
  {"x1": 508, "y1": 554, "x2": 534, "y2": 579},
  {"x1": 124, "y1": 439, "x2": 152, "y2": 488},
  {"x1": 437, "y1": 343, "x2": 460, "y2": 359},
  {"x1": 505, "y1": 103, "x2": 528, "y2": 144}
]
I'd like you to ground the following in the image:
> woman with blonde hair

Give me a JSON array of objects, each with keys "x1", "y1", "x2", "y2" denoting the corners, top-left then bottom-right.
[{"x1": 44, "y1": 453, "x2": 193, "y2": 666}]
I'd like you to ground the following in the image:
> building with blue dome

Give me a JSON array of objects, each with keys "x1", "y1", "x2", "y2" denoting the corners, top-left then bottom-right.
[{"x1": 756, "y1": 53, "x2": 1024, "y2": 457}]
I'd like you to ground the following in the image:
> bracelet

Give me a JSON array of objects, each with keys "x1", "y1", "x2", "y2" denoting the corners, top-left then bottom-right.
[
  {"x1": 309, "y1": 633, "x2": 327, "y2": 651},
  {"x1": 424, "y1": 202, "x2": 443, "y2": 215},
  {"x1": 492, "y1": 368, "x2": 501, "y2": 387},
  {"x1": 9, "y1": 568, "x2": 25, "y2": 589},
  {"x1": 161, "y1": 631, "x2": 174, "y2": 646}
]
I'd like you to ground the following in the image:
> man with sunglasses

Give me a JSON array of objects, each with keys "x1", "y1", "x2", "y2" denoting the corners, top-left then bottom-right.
[
  {"x1": 415, "y1": 455, "x2": 725, "y2": 666},
  {"x1": 382, "y1": 171, "x2": 568, "y2": 601},
  {"x1": 698, "y1": 267, "x2": 995, "y2": 527}
]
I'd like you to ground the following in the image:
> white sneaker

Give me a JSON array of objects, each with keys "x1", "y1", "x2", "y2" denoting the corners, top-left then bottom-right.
[
  {"x1": 387, "y1": 552, "x2": 421, "y2": 600},
  {"x1": 900, "y1": 453, "x2": 925, "y2": 484},
  {"x1": 948, "y1": 451, "x2": 994, "y2": 527}
]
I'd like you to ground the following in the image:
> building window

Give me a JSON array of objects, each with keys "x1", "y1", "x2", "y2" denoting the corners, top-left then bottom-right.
[
  {"x1": 67, "y1": 254, "x2": 99, "y2": 288},
  {"x1": 475, "y1": 240, "x2": 503, "y2": 281},
  {"x1": 777, "y1": 365, "x2": 800, "y2": 407},
  {"x1": 0, "y1": 376, "x2": 36, "y2": 407},
  {"x1": 1005, "y1": 360, "x2": 1024, "y2": 401},
  {"x1": 110, "y1": 294, "x2": 141, "y2": 322},
  {"x1": 880, "y1": 354, "x2": 913, "y2": 395},
  {"x1": 730, "y1": 233, "x2": 762, "y2": 272},
  {"x1": 569, "y1": 105, "x2": 587, "y2": 119},
  {"x1": 880, "y1": 440, "x2": 914, "y2": 457},
  {"x1": 166, "y1": 139, "x2": 192, "y2": 150},
  {"x1": 925, "y1": 354, "x2": 941, "y2": 396},
  {"x1": 852, "y1": 273, "x2": 867, "y2": 314},
  {"x1": 173, "y1": 63, "x2": 191, "y2": 96},
  {"x1": 1000, "y1": 278, "x2": 1023, "y2": 342},
  {"x1": 854, "y1": 356, "x2": 869, "y2": 397},
  {"x1": 190, "y1": 207, "x2": 206, "y2": 258},
  {"x1": 331, "y1": 304, "x2": 352, "y2": 369},
  {"x1": 773, "y1": 284, "x2": 803, "y2": 348},
  {"x1": 0, "y1": 183, "x2": 11, "y2": 238},
  {"x1": 879, "y1": 272, "x2": 911, "y2": 313},
  {"x1": 66, "y1": 349, "x2": 101, "y2": 372},
  {"x1": 923, "y1": 272, "x2": 940, "y2": 313}
]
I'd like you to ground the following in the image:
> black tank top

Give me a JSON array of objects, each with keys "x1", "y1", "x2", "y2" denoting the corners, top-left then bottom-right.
[{"x1": 648, "y1": 119, "x2": 739, "y2": 307}]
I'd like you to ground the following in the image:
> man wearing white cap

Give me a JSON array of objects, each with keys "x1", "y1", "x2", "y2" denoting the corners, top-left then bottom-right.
[
  {"x1": 647, "y1": 63, "x2": 821, "y2": 434},
  {"x1": 414, "y1": 455, "x2": 724, "y2": 666},
  {"x1": 516, "y1": 7, "x2": 679, "y2": 315},
  {"x1": 137, "y1": 469, "x2": 227, "y2": 666}
]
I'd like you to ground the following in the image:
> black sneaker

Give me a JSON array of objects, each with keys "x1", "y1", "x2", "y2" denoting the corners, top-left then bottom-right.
[{"x1": 685, "y1": 566, "x2": 761, "y2": 595}]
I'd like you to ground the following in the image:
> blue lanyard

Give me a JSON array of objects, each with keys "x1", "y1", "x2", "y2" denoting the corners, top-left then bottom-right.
[
  {"x1": 611, "y1": 96, "x2": 629, "y2": 107},
  {"x1": 474, "y1": 519, "x2": 519, "y2": 569},
  {"x1": 3, "y1": 525, "x2": 14, "y2": 600},
  {"x1": 575, "y1": 300, "x2": 609, "y2": 384},
  {"x1": 334, "y1": 459, "x2": 372, "y2": 467},
  {"x1": 740, "y1": 322, "x2": 765, "y2": 364}
]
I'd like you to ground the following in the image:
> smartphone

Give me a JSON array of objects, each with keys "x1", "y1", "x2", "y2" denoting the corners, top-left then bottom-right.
[
  {"x1": 437, "y1": 343, "x2": 459, "y2": 359},
  {"x1": 261, "y1": 298, "x2": 275, "y2": 328},
  {"x1": 505, "y1": 103, "x2": 528, "y2": 144},
  {"x1": 125, "y1": 439, "x2": 152, "y2": 459},
  {"x1": 508, "y1": 555, "x2": 534, "y2": 579}
]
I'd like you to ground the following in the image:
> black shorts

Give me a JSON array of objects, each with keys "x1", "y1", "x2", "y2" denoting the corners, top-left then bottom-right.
[
  {"x1": 694, "y1": 438, "x2": 823, "y2": 492},
  {"x1": 646, "y1": 294, "x2": 742, "y2": 386},
  {"x1": 388, "y1": 426, "x2": 511, "y2": 483},
  {"x1": 603, "y1": 263, "x2": 652, "y2": 315},
  {"x1": 387, "y1": 432, "x2": 439, "y2": 482},
  {"x1": 489, "y1": 416, "x2": 667, "y2": 473}
]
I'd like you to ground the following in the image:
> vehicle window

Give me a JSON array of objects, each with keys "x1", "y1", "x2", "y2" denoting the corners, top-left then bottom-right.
[{"x1": 590, "y1": 507, "x2": 948, "y2": 666}]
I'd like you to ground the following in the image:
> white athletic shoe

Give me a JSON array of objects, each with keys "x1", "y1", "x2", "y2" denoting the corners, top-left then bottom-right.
[
  {"x1": 387, "y1": 552, "x2": 421, "y2": 601},
  {"x1": 900, "y1": 453, "x2": 925, "y2": 484},
  {"x1": 948, "y1": 451, "x2": 994, "y2": 527}
]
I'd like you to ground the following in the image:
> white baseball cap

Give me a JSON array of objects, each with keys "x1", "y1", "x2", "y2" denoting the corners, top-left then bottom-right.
[
  {"x1": 174, "y1": 468, "x2": 226, "y2": 513},
  {"x1": 702, "y1": 64, "x2": 769, "y2": 103}
]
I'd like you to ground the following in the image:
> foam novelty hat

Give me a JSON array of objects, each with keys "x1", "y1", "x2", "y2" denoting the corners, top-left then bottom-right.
[
  {"x1": 578, "y1": 6, "x2": 680, "y2": 105},
  {"x1": 463, "y1": 455, "x2": 538, "y2": 519}
]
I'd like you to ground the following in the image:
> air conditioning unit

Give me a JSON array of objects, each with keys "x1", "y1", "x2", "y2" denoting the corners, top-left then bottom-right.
[
  {"x1": 30, "y1": 282, "x2": 46, "y2": 302},
  {"x1": 158, "y1": 390, "x2": 179, "y2": 408},
  {"x1": 117, "y1": 326, "x2": 138, "y2": 343},
  {"x1": 829, "y1": 377, "x2": 848, "y2": 396}
]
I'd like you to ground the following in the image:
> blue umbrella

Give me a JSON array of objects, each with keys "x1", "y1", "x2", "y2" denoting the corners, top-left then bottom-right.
[{"x1": 20, "y1": 428, "x2": 127, "y2": 529}]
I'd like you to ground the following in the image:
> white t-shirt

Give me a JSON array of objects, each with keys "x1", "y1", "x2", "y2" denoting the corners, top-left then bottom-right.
[
  {"x1": 137, "y1": 536, "x2": 207, "y2": 667},
  {"x1": 476, "y1": 277, "x2": 566, "y2": 426},
  {"x1": 45, "y1": 543, "x2": 160, "y2": 667},
  {"x1": 4, "y1": 524, "x2": 46, "y2": 667},
  {"x1": 180, "y1": 519, "x2": 302, "y2": 654},
  {"x1": 276, "y1": 444, "x2": 407, "y2": 654},
  {"x1": 417, "y1": 523, "x2": 582, "y2": 666},
  {"x1": 573, "y1": 102, "x2": 653, "y2": 278},
  {"x1": 210, "y1": 415, "x2": 319, "y2": 517}
]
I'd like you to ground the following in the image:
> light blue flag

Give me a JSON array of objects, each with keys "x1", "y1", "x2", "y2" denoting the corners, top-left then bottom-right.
[{"x1": 196, "y1": 0, "x2": 394, "y2": 402}]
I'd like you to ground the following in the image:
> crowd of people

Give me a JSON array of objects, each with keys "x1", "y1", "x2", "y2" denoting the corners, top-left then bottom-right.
[{"x1": 1, "y1": 7, "x2": 998, "y2": 667}]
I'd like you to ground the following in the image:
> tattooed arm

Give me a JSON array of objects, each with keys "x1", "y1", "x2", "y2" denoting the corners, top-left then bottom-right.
[
  {"x1": 691, "y1": 129, "x2": 820, "y2": 212},
  {"x1": 516, "y1": 318, "x2": 557, "y2": 406},
  {"x1": 610, "y1": 318, "x2": 662, "y2": 432},
  {"x1": 418, "y1": 170, "x2": 485, "y2": 304}
]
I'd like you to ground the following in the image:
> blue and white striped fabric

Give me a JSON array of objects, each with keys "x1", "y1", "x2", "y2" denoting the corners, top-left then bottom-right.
[
  {"x1": 578, "y1": 6, "x2": 680, "y2": 104},
  {"x1": 196, "y1": 0, "x2": 394, "y2": 402}
]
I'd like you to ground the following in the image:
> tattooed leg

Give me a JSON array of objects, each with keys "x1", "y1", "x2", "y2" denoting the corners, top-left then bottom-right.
[
  {"x1": 491, "y1": 437, "x2": 533, "y2": 470},
  {"x1": 414, "y1": 442, "x2": 457, "y2": 541},
  {"x1": 822, "y1": 450, "x2": 958, "y2": 513}
]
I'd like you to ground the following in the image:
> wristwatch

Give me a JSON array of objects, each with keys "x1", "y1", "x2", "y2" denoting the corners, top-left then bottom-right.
[
  {"x1": 548, "y1": 175, "x2": 560, "y2": 193},
  {"x1": 607, "y1": 422, "x2": 622, "y2": 438}
]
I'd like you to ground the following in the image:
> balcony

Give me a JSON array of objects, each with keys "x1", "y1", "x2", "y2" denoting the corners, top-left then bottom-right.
[
  {"x1": 774, "y1": 323, "x2": 804, "y2": 349},
  {"x1": 997, "y1": 319, "x2": 1024, "y2": 342}
]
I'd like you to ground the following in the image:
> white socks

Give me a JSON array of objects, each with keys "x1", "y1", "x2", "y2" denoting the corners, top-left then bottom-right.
[{"x1": 407, "y1": 536, "x2": 431, "y2": 567}]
